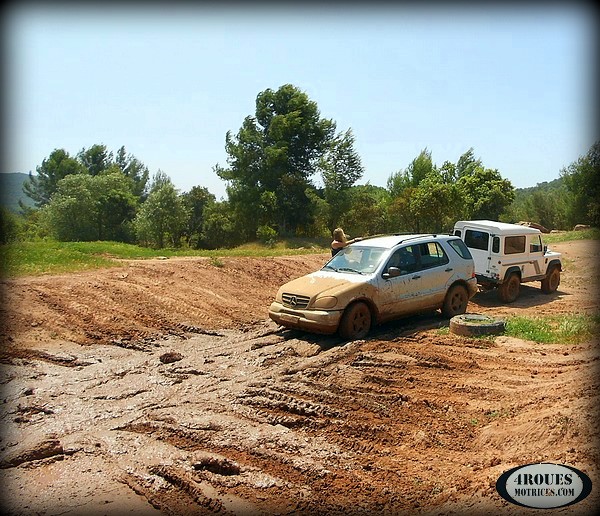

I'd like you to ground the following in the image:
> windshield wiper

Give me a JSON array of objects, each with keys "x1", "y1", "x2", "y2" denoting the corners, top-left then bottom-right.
[
  {"x1": 337, "y1": 267, "x2": 364, "y2": 275},
  {"x1": 322, "y1": 265, "x2": 337, "y2": 271}
]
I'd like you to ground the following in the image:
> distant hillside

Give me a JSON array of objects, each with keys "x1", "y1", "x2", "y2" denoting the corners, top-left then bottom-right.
[{"x1": 0, "y1": 173, "x2": 35, "y2": 212}]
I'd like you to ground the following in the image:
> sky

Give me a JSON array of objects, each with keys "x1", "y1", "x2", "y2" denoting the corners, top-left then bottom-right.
[{"x1": 2, "y1": 3, "x2": 597, "y2": 201}]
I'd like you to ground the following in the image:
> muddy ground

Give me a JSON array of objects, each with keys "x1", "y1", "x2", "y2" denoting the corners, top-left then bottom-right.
[{"x1": 0, "y1": 240, "x2": 598, "y2": 515}]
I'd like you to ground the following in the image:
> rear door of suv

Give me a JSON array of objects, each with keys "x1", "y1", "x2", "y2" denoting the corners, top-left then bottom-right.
[{"x1": 416, "y1": 240, "x2": 454, "y2": 307}]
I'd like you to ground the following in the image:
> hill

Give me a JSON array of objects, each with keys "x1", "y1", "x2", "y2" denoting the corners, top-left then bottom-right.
[{"x1": 0, "y1": 172, "x2": 35, "y2": 212}]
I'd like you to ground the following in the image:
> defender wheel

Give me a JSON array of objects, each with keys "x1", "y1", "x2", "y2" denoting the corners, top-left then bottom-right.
[
  {"x1": 498, "y1": 273, "x2": 520, "y2": 303},
  {"x1": 541, "y1": 266, "x2": 560, "y2": 294},
  {"x1": 442, "y1": 284, "x2": 469, "y2": 318},
  {"x1": 339, "y1": 302, "x2": 371, "y2": 340}
]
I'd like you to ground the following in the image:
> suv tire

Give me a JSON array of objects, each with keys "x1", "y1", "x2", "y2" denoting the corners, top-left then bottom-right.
[
  {"x1": 442, "y1": 284, "x2": 469, "y2": 318},
  {"x1": 498, "y1": 273, "x2": 520, "y2": 303},
  {"x1": 339, "y1": 302, "x2": 371, "y2": 340},
  {"x1": 541, "y1": 266, "x2": 560, "y2": 294}
]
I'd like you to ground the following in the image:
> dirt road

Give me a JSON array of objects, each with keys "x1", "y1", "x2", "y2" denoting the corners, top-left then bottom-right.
[{"x1": 1, "y1": 240, "x2": 598, "y2": 515}]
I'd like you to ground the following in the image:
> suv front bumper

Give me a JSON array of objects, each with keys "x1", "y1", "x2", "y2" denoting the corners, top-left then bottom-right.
[{"x1": 268, "y1": 302, "x2": 342, "y2": 335}]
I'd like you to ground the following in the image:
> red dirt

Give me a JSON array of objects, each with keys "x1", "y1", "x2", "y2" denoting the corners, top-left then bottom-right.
[{"x1": 1, "y1": 240, "x2": 598, "y2": 515}]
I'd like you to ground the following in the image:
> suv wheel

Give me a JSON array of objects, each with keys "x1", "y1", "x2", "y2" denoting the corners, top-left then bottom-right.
[
  {"x1": 498, "y1": 273, "x2": 520, "y2": 303},
  {"x1": 339, "y1": 302, "x2": 371, "y2": 340},
  {"x1": 442, "y1": 284, "x2": 469, "y2": 318},
  {"x1": 541, "y1": 266, "x2": 560, "y2": 294}
]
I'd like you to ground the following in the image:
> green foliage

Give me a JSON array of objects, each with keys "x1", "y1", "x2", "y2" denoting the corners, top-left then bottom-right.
[
  {"x1": 256, "y1": 225, "x2": 278, "y2": 246},
  {"x1": 543, "y1": 227, "x2": 600, "y2": 243},
  {"x1": 502, "y1": 177, "x2": 571, "y2": 230},
  {"x1": 410, "y1": 170, "x2": 462, "y2": 233},
  {"x1": 180, "y1": 186, "x2": 216, "y2": 248},
  {"x1": 43, "y1": 173, "x2": 138, "y2": 242},
  {"x1": 22, "y1": 145, "x2": 149, "y2": 210},
  {"x1": 456, "y1": 167, "x2": 515, "y2": 220},
  {"x1": 561, "y1": 140, "x2": 600, "y2": 227},
  {"x1": 217, "y1": 84, "x2": 337, "y2": 235},
  {"x1": 321, "y1": 128, "x2": 364, "y2": 229},
  {"x1": 201, "y1": 201, "x2": 239, "y2": 249},
  {"x1": 133, "y1": 175, "x2": 186, "y2": 248},
  {"x1": 505, "y1": 314, "x2": 599, "y2": 344},
  {"x1": 0, "y1": 207, "x2": 22, "y2": 244},
  {"x1": 23, "y1": 149, "x2": 86, "y2": 207}
]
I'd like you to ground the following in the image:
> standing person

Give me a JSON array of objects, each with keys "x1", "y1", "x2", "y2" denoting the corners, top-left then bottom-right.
[{"x1": 331, "y1": 227, "x2": 362, "y2": 256}]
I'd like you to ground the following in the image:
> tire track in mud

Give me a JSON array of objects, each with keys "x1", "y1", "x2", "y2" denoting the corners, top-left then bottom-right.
[{"x1": 1, "y1": 243, "x2": 598, "y2": 515}]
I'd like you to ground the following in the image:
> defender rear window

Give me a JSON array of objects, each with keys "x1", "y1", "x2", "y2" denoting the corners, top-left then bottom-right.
[
  {"x1": 505, "y1": 236, "x2": 526, "y2": 254},
  {"x1": 464, "y1": 230, "x2": 489, "y2": 251}
]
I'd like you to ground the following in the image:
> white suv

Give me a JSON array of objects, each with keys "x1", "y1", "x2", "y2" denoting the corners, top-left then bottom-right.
[
  {"x1": 453, "y1": 220, "x2": 562, "y2": 303},
  {"x1": 269, "y1": 234, "x2": 478, "y2": 340}
]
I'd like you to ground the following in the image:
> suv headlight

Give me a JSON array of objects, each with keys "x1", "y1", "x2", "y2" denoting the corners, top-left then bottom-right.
[{"x1": 312, "y1": 296, "x2": 338, "y2": 309}]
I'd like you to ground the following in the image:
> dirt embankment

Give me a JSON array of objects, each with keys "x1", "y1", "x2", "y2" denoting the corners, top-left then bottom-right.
[{"x1": 0, "y1": 241, "x2": 598, "y2": 515}]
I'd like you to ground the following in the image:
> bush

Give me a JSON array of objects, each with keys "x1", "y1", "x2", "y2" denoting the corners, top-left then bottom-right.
[{"x1": 256, "y1": 225, "x2": 278, "y2": 247}]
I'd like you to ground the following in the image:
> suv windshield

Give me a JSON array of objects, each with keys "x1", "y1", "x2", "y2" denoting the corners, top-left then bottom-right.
[{"x1": 323, "y1": 246, "x2": 386, "y2": 274}]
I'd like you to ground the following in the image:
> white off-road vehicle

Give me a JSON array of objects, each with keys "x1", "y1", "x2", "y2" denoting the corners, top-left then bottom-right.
[{"x1": 453, "y1": 220, "x2": 562, "y2": 303}]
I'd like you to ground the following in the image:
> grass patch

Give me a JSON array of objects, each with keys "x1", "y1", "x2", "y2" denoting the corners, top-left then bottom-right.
[
  {"x1": 543, "y1": 227, "x2": 600, "y2": 243},
  {"x1": 505, "y1": 314, "x2": 600, "y2": 344},
  {"x1": 0, "y1": 239, "x2": 330, "y2": 277}
]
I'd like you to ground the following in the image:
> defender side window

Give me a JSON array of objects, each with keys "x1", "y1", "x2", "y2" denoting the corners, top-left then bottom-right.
[
  {"x1": 505, "y1": 236, "x2": 526, "y2": 254},
  {"x1": 492, "y1": 237, "x2": 500, "y2": 253},
  {"x1": 530, "y1": 235, "x2": 543, "y2": 253}
]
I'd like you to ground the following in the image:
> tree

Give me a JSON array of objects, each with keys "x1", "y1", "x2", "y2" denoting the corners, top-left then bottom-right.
[
  {"x1": 134, "y1": 174, "x2": 186, "y2": 248},
  {"x1": 561, "y1": 140, "x2": 600, "y2": 227},
  {"x1": 217, "y1": 84, "x2": 336, "y2": 236},
  {"x1": 181, "y1": 186, "x2": 216, "y2": 248},
  {"x1": 22, "y1": 149, "x2": 86, "y2": 207},
  {"x1": 411, "y1": 171, "x2": 462, "y2": 233},
  {"x1": 456, "y1": 148, "x2": 482, "y2": 178},
  {"x1": 321, "y1": 128, "x2": 364, "y2": 229},
  {"x1": 77, "y1": 144, "x2": 113, "y2": 176},
  {"x1": 42, "y1": 172, "x2": 138, "y2": 242},
  {"x1": 115, "y1": 146, "x2": 150, "y2": 201},
  {"x1": 201, "y1": 201, "x2": 239, "y2": 249},
  {"x1": 457, "y1": 167, "x2": 515, "y2": 220},
  {"x1": 386, "y1": 148, "x2": 434, "y2": 198},
  {"x1": 342, "y1": 185, "x2": 388, "y2": 236}
]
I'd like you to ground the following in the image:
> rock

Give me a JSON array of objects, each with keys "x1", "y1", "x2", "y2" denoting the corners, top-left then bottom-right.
[
  {"x1": 518, "y1": 221, "x2": 550, "y2": 233},
  {"x1": 159, "y1": 352, "x2": 184, "y2": 364}
]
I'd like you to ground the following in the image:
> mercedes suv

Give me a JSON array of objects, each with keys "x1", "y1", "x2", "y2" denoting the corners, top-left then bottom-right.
[{"x1": 268, "y1": 234, "x2": 478, "y2": 340}]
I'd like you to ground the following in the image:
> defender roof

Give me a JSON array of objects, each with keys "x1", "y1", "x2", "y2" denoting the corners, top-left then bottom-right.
[{"x1": 454, "y1": 220, "x2": 541, "y2": 236}]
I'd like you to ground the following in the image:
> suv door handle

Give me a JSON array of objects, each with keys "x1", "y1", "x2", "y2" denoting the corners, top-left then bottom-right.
[
  {"x1": 412, "y1": 275, "x2": 421, "y2": 280},
  {"x1": 445, "y1": 268, "x2": 453, "y2": 272}
]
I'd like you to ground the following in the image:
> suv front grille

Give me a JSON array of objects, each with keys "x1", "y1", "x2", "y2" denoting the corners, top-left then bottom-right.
[{"x1": 282, "y1": 293, "x2": 310, "y2": 309}]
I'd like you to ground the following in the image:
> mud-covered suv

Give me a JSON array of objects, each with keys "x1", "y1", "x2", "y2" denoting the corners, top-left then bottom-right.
[
  {"x1": 453, "y1": 220, "x2": 562, "y2": 303},
  {"x1": 269, "y1": 234, "x2": 478, "y2": 340}
]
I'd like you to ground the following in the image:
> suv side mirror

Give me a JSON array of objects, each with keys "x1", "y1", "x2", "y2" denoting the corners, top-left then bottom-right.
[{"x1": 383, "y1": 266, "x2": 402, "y2": 279}]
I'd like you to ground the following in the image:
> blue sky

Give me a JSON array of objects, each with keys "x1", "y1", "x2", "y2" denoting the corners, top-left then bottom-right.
[{"x1": 3, "y1": 3, "x2": 596, "y2": 200}]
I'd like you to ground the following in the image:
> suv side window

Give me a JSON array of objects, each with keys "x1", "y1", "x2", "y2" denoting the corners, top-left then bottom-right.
[
  {"x1": 464, "y1": 230, "x2": 489, "y2": 251},
  {"x1": 418, "y1": 242, "x2": 449, "y2": 269},
  {"x1": 505, "y1": 236, "x2": 526, "y2": 254},
  {"x1": 448, "y1": 238, "x2": 473, "y2": 260},
  {"x1": 386, "y1": 245, "x2": 419, "y2": 275}
]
